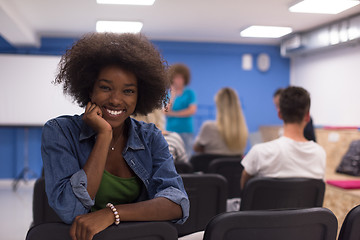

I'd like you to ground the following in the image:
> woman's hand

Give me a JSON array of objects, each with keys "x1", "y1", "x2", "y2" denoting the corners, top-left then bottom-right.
[
  {"x1": 70, "y1": 208, "x2": 114, "y2": 240},
  {"x1": 169, "y1": 86, "x2": 176, "y2": 106},
  {"x1": 82, "y1": 102, "x2": 112, "y2": 134},
  {"x1": 163, "y1": 109, "x2": 174, "y2": 116},
  {"x1": 164, "y1": 104, "x2": 197, "y2": 117}
]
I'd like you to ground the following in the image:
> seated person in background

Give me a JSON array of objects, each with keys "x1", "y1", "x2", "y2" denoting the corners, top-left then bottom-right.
[
  {"x1": 41, "y1": 32, "x2": 189, "y2": 240},
  {"x1": 134, "y1": 109, "x2": 188, "y2": 163},
  {"x1": 241, "y1": 86, "x2": 326, "y2": 189},
  {"x1": 273, "y1": 88, "x2": 317, "y2": 142},
  {"x1": 193, "y1": 87, "x2": 248, "y2": 155}
]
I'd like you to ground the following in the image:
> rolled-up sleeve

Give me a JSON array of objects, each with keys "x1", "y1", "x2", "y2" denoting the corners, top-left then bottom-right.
[
  {"x1": 70, "y1": 169, "x2": 95, "y2": 209},
  {"x1": 41, "y1": 119, "x2": 93, "y2": 224},
  {"x1": 155, "y1": 186, "x2": 190, "y2": 224}
]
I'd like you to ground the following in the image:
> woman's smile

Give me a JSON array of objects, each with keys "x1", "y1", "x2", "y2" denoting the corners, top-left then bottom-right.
[{"x1": 104, "y1": 107, "x2": 125, "y2": 117}]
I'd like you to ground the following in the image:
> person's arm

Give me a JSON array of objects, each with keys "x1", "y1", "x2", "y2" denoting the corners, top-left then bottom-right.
[
  {"x1": 165, "y1": 88, "x2": 197, "y2": 118},
  {"x1": 42, "y1": 103, "x2": 114, "y2": 224},
  {"x1": 240, "y1": 146, "x2": 258, "y2": 190},
  {"x1": 192, "y1": 121, "x2": 209, "y2": 153},
  {"x1": 42, "y1": 119, "x2": 93, "y2": 224},
  {"x1": 193, "y1": 142, "x2": 205, "y2": 153},
  {"x1": 70, "y1": 197, "x2": 181, "y2": 240},
  {"x1": 70, "y1": 127, "x2": 188, "y2": 240},
  {"x1": 118, "y1": 197, "x2": 182, "y2": 221},
  {"x1": 165, "y1": 104, "x2": 197, "y2": 117},
  {"x1": 240, "y1": 170, "x2": 253, "y2": 190},
  {"x1": 82, "y1": 132, "x2": 111, "y2": 199},
  {"x1": 81, "y1": 102, "x2": 113, "y2": 199}
]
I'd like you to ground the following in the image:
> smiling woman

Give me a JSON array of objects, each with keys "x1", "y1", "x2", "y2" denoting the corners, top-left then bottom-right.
[{"x1": 41, "y1": 32, "x2": 189, "y2": 240}]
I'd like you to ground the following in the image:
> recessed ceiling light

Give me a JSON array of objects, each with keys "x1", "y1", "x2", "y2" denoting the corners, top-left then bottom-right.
[
  {"x1": 96, "y1": 0, "x2": 155, "y2": 5},
  {"x1": 289, "y1": 0, "x2": 359, "y2": 14},
  {"x1": 96, "y1": 21, "x2": 143, "y2": 33},
  {"x1": 240, "y1": 26, "x2": 293, "y2": 38}
]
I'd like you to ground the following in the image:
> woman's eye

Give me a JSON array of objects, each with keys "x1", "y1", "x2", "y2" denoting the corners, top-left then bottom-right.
[
  {"x1": 100, "y1": 85, "x2": 111, "y2": 91},
  {"x1": 124, "y1": 89, "x2": 135, "y2": 94}
]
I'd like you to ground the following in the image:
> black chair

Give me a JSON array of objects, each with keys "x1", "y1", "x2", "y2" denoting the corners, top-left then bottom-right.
[
  {"x1": 189, "y1": 153, "x2": 241, "y2": 173},
  {"x1": 240, "y1": 177, "x2": 325, "y2": 211},
  {"x1": 176, "y1": 173, "x2": 228, "y2": 237},
  {"x1": 338, "y1": 204, "x2": 360, "y2": 240},
  {"x1": 203, "y1": 207, "x2": 338, "y2": 240},
  {"x1": 26, "y1": 177, "x2": 179, "y2": 240},
  {"x1": 174, "y1": 161, "x2": 194, "y2": 173},
  {"x1": 26, "y1": 221, "x2": 178, "y2": 240},
  {"x1": 208, "y1": 157, "x2": 243, "y2": 198},
  {"x1": 31, "y1": 177, "x2": 62, "y2": 227}
]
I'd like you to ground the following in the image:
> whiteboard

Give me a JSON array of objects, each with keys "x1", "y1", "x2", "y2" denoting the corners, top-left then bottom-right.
[
  {"x1": 0, "y1": 54, "x2": 83, "y2": 126},
  {"x1": 290, "y1": 44, "x2": 360, "y2": 127}
]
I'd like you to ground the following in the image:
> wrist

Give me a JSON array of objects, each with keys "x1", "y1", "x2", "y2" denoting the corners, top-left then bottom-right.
[
  {"x1": 106, "y1": 203, "x2": 120, "y2": 225},
  {"x1": 97, "y1": 131, "x2": 113, "y2": 143}
]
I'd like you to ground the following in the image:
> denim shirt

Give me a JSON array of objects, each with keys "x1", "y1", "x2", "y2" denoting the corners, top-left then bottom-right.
[{"x1": 41, "y1": 115, "x2": 189, "y2": 224}]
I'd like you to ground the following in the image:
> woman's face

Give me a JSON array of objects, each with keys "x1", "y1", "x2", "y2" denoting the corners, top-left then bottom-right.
[
  {"x1": 90, "y1": 65, "x2": 138, "y2": 129},
  {"x1": 172, "y1": 74, "x2": 185, "y2": 89}
]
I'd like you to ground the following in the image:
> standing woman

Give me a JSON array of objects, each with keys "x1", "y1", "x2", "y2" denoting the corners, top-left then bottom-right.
[
  {"x1": 41, "y1": 33, "x2": 189, "y2": 240},
  {"x1": 165, "y1": 63, "x2": 197, "y2": 157},
  {"x1": 193, "y1": 87, "x2": 248, "y2": 155}
]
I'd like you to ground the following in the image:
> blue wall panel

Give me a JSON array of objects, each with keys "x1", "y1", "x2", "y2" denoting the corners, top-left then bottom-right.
[
  {"x1": 0, "y1": 127, "x2": 42, "y2": 179},
  {"x1": 0, "y1": 127, "x2": 16, "y2": 178}
]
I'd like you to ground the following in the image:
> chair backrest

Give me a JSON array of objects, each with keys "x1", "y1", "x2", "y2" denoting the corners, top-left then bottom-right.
[
  {"x1": 174, "y1": 161, "x2": 194, "y2": 173},
  {"x1": 208, "y1": 157, "x2": 243, "y2": 198},
  {"x1": 240, "y1": 177, "x2": 325, "y2": 211},
  {"x1": 176, "y1": 173, "x2": 228, "y2": 236},
  {"x1": 26, "y1": 222, "x2": 178, "y2": 240},
  {"x1": 189, "y1": 153, "x2": 241, "y2": 173},
  {"x1": 28, "y1": 177, "x2": 179, "y2": 240},
  {"x1": 32, "y1": 177, "x2": 62, "y2": 226},
  {"x1": 338, "y1": 204, "x2": 360, "y2": 240},
  {"x1": 203, "y1": 207, "x2": 338, "y2": 240}
]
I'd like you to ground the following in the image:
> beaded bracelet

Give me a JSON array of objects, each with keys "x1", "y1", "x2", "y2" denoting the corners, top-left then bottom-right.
[{"x1": 106, "y1": 203, "x2": 120, "y2": 225}]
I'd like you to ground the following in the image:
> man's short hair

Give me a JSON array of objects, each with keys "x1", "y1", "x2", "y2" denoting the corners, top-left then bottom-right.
[
  {"x1": 273, "y1": 88, "x2": 284, "y2": 98},
  {"x1": 280, "y1": 86, "x2": 310, "y2": 124}
]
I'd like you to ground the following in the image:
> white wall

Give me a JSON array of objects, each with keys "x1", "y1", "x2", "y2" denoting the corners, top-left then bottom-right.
[
  {"x1": 290, "y1": 44, "x2": 360, "y2": 127},
  {"x1": 0, "y1": 54, "x2": 83, "y2": 126}
]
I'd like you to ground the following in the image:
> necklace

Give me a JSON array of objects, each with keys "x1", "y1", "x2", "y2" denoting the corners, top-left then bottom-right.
[{"x1": 110, "y1": 134, "x2": 122, "y2": 151}]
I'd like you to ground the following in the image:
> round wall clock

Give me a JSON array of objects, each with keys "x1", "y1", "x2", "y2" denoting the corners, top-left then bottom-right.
[{"x1": 257, "y1": 53, "x2": 271, "y2": 72}]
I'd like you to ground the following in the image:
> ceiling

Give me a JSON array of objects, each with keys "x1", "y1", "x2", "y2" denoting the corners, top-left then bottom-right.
[{"x1": 1, "y1": 0, "x2": 360, "y2": 47}]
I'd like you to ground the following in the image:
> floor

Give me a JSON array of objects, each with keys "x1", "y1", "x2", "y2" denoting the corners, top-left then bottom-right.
[{"x1": 0, "y1": 179, "x2": 35, "y2": 240}]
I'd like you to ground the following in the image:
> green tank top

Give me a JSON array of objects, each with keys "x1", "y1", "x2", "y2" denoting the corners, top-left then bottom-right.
[{"x1": 91, "y1": 170, "x2": 142, "y2": 212}]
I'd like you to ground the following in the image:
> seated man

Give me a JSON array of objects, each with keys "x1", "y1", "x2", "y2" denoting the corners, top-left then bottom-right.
[
  {"x1": 273, "y1": 88, "x2": 317, "y2": 142},
  {"x1": 241, "y1": 86, "x2": 326, "y2": 189}
]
